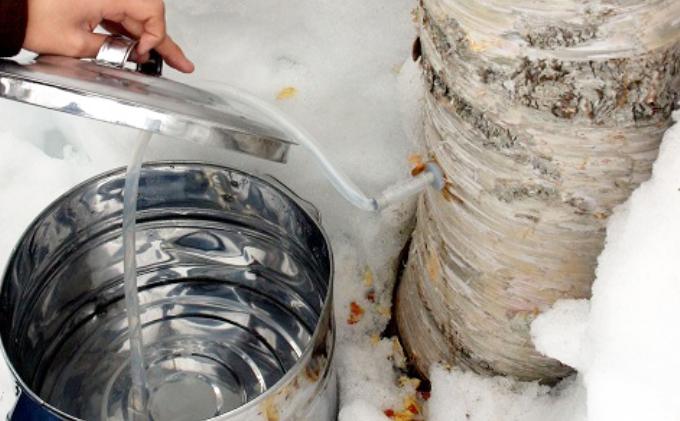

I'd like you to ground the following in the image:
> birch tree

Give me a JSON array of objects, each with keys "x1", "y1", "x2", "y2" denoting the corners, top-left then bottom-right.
[{"x1": 397, "y1": 0, "x2": 680, "y2": 382}]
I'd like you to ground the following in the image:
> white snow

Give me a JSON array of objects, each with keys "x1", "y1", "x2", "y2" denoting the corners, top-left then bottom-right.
[
  {"x1": 530, "y1": 114, "x2": 680, "y2": 421},
  {"x1": 1, "y1": 0, "x2": 679, "y2": 420},
  {"x1": 428, "y1": 367, "x2": 587, "y2": 421},
  {"x1": 531, "y1": 299, "x2": 591, "y2": 371}
]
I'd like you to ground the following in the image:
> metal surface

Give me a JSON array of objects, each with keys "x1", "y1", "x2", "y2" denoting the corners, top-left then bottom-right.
[
  {"x1": 0, "y1": 162, "x2": 336, "y2": 421},
  {"x1": 0, "y1": 57, "x2": 293, "y2": 162},
  {"x1": 95, "y1": 35, "x2": 137, "y2": 69}
]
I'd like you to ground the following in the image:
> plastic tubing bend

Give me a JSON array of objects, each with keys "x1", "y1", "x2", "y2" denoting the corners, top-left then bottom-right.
[{"x1": 208, "y1": 84, "x2": 446, "y2": 212}]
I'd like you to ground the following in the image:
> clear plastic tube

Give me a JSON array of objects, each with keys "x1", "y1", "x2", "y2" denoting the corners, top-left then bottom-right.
[
  {"x1": 202, "y1": 83, "x2": 444, "y2": 211},
  {"x1": 374, "y1": 171, "x2": 436, "y2": 210},
  {"x1": 122, "y1": 130, "x2": 152, "y2": 420}
]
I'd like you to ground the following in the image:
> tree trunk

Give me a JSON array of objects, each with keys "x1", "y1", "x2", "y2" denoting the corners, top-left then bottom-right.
[{"x1": 397, "y1": 0, "x2": 680, "y2": 382}]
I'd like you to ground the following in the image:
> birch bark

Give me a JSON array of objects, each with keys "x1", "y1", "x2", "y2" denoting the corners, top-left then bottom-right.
[{"x1": 397, "y1": 0, "x2": 680, "y2": 382}]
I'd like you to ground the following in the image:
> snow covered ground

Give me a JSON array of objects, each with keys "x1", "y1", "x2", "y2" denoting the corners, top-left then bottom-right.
[{"x1": 1, "y1": 1, "x2": 680, "y2": 420}]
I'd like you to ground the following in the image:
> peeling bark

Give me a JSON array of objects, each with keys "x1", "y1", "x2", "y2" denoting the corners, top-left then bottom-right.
[{"x1": 397, "y1": 0, "x2": 680, "y2": 382}]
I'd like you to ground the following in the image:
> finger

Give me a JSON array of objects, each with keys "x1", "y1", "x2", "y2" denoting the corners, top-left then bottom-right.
[
  {"x1": 110, "y1": 0, "x2": 167, "y2": 55},
  {"x1": 103, "y1": 0, "x2": 194, "y2": 72},
  {"x1": 101, "y1": 21, "x2": 136, "y2": 39},
  {"x1": 149, "y1": 35, "x2": 195, "y2": 73},
  {"x1": 129, "y1": 50, "x2": 151, "y2": 65},
  {"x1": 101, "y1": 15, "x2": 153, "y2": 52},
  {"x1": 67, "y1": 32, "x2": 111, "y2": 59},
  {"x1": 104, "y1": 20, "x2": 194, "y2": 72}
]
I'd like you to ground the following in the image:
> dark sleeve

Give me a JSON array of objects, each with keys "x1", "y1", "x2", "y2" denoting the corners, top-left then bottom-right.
[{"x1": 0, "y1": 0, "x2": 29, "y2": 57}]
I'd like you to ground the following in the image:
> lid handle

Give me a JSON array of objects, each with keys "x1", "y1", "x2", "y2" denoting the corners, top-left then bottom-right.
[
  {"x1": 95, "y1": 35, "x2": 163, "y2": 76},
  {"x1": 95, "y1": 35, "x2": 136, "y2": 68},
  {"x1": 136, "y1": 50, "x2": 164, "y2": 76}
]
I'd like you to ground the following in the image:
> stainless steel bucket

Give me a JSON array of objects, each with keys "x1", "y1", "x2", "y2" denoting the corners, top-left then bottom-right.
[{"x1": 0, "y1": 162, "x2": 336, "y2": 421}]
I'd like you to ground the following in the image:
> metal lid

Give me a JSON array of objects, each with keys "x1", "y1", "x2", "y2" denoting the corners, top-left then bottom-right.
[{"x1": 0, "y1": 54, "x2": 293, "y2": 163}]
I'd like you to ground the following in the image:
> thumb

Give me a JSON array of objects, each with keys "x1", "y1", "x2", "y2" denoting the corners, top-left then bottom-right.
[{"x1": 63, "y1": 32, "x2": 111, "y2": 59}]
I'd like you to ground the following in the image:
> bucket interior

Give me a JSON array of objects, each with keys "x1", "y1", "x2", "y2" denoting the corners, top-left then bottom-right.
[{"x1": 0, "y1": 162, "x2": 332, "y2": 420}]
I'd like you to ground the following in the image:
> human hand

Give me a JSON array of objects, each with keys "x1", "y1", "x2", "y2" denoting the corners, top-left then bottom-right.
[{"x1": 23, "y1": 0, "x2": 194, "y2": 73}]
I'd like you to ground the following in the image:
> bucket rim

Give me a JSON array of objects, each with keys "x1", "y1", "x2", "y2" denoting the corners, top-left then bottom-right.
[{"x1": 0, "y1": 160, "x2": 336, "y2": 421}]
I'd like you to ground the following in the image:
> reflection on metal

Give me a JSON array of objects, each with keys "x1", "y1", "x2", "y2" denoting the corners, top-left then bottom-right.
[
  {"x1": 0, "y1": 57, "x2": 293, "y2": 163},
  {"x1": 0, "y1": 163, "x2": 336, "y2": 421},
  {"x1": 95, "y1": 35, "x2": 137, "y2": 69}
]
